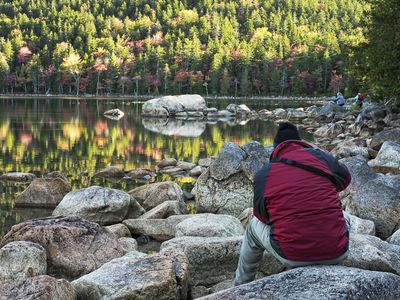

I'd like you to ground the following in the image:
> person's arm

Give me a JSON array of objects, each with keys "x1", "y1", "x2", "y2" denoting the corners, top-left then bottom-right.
[{"x1": 252, "y1": 164, "x2": 272, "y2": 223}]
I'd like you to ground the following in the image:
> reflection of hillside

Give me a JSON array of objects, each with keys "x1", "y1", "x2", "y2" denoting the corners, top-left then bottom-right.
[{"x1": 142, "y1": 118, "x2": 206, "y2": 137}]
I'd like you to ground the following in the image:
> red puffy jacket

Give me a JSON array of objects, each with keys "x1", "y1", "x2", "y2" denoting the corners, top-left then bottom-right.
[{"x1": 253, "y1": 140, "x2": 351, "y2": 261}]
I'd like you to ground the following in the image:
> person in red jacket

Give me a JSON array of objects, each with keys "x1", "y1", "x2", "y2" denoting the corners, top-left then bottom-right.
[{"x1": 234, "y1": 122, "x2": 352, "y2": 286}]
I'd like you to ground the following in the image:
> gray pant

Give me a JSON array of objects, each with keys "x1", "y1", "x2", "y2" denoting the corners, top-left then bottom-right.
[{"x1": 234, "y1": 215, "x2": 350, "y2": 286}]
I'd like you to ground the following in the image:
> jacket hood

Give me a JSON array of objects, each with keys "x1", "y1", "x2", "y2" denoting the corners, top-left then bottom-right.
[{"x1": 270, "y1": 140, "x2": 314, "y2": 159}]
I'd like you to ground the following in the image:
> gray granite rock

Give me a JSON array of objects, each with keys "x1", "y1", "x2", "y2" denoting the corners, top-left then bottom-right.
[
  {"x1": 0, "y1": 216, "x2": 124, "y2": 280},
  {"x1": 199, "y1": 266, "x2": 400, "y2": 300},
  {"x1": 123, "y1": 215, "x2": 193, "y2": 241},
  {"x1": 129, "y1": 181, "x2": 184, "y2": 211},
  {"x1": 368, "y1": 141, "x2": 400, "y2": 173},
  {"x1": 95, "y1": 166, "x2": 125, "y2": 179},
  {"x1": 0, "y1": 241, "x2": 46, "y2": 283},
  {"x1": 209, "y1": 142, "x2": 246, "y2": 181},
  {"x1": 0, "y1": 275, "x2": 75, "y2": 300},
  {"x1": 72, "y1": 251, "x2": 189, "y2": 300},
  {"x1": 118, "y1": 237, "x2": 138, "y2": 253},
  {"x1": 175, "y1": 214, "x2": 244, "y2": 238},
  {"x1": 106, "y1": 223, "x2": 131, "y2": 238},
  {"x1": 138, "y1": 201, "x2": 184, "y2": 219},
  {"x1": 0, "y1": 172, "x2": 36, "y2": 183},
  {"x1": 53, "y1": 186, "x2": 132, "y2": 225},
  {"x1": 15, "y1": 175, "x2": 71, "y2": 208},
  {"x1": 370, "y1": 127, "x2": 400, "y2": 150}
]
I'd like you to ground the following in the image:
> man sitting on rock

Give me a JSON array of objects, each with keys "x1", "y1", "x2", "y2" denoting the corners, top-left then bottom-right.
[{"x1": 234, "y1": 122, "x2": 352, "y2": 286}]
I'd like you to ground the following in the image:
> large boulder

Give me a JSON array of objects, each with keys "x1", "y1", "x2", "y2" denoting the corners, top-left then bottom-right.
[
  {"x1": 175, "y1": 214, "x2": 244, "y2": 238},
  {"x1": 123, "y1": 215, "x2": 193, "y2": 241},
  {"x1": 142, "y1": 95, "x2": 206, "y2": 117},
  {"x1": 344, "y1": 233, "x2": 400, "y2": 275},
  {"x1": 0, "y1": 275, "x2": 75, "y2": 300},
  {"x1": 319, "y1": 101, "x2": 344, "y2": 117},
  {"x1": 0, "y1": 241, "x2": 47, "y2": 283},
  {"x1": 0, "y1": 216, "x2": 125, "y2": 280},
  {"x1": 200, "y1": 266, "x2": 400, "y2": 300},
  {"x1": 370, "y1": 127, "x2": 400, "y2": 150},
  {"x1": 72, "y1": 251, "x2": 189, "y2": 300},
  {"x1": 52, "y1": 186, "x2": 137, "y2": 225},
  {"x1": 330, "y1": 138, "x2": 369, "y2": 159},
  {"x1": 345, "y1": 173, "x2": 400, "y2": 239},
  {"x1": 314, "y1": 122, "x2": 345, "y2": 138},
  {"x1": 15, "y1": 174, "x2": 71, "y2": 208},
  {"x1": 368, "y1": 141, "x2": 400, "y2": 174},
  {"x1": 161, "y1": 236, "x2": 242, "y2": 287},
  {"x1": 129, "y1": 181, "x2": 184, "y2": 211},
  {"x1": 0, "y1": 172, "x2": 36, "y2": 183},
  {"x1": 195, "y1": 142, "x2": 268, "y2": 217},
  {"x1": 355, "y1": 103, "x2": 388, "y2": 124},
  {"x1": 209, "y1": 142, "x2": 246, "y2": 181}
]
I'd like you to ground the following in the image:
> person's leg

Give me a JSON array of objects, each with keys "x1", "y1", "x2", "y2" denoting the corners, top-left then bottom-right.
[{"x1": 234, "y1": 218, "x2": 269, "y2": 286}]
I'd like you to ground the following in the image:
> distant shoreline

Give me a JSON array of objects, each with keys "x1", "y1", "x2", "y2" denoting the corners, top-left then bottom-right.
[{"x1": 0, "y1": 93, "x2": 330, "y2": 103}]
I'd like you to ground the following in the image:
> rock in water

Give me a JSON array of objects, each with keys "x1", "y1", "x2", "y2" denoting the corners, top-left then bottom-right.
[{"x1": 104, "y1": 108, "x2": 124, "y2": 120}]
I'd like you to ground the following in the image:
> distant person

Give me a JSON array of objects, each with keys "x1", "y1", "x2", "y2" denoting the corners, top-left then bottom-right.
[
  {"x1": 335, "y1": 92, "x2": 345, "y2": 106},
  {"x1": 354, "y1": 92, "x2": 364, "y2": 109},
  {"x1": 234, "y1": 122, "x2": 352, "y2": 286}
]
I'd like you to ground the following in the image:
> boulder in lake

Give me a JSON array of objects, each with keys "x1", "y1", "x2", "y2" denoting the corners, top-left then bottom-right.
[
  {"x1": 0, "y1": 241, "x2": 46, "y2": 283},
  {"x1": 95, "y1": 166, "x2": 125, "y2": 179},
  {"x1": 0, "y1": 275, "x2": 75, "y2": 300},
  {"x1": 52, "y1": 186, "x2": 135, "y2": 225},
  {"x1": 129, "y1": 181, "x2": 184, "y2": 211},
  {"x1": 0, "y1": 216, "x2": 124, "y2": 280},
  {"x1": 104, "y1": 108, "x2": 124, "y2": 120},
  {"x1": 142, "y1": 94, "x2": 206, "y2": 117},
  {"x1": 125, "y1": 169, "x2": 156, "y2": 180},
  {"x1": 0, "y1": 172, "x2": 36, "y2": 183},
  {"x1": 15, "y1": 174, "x2": 71, "y2": 208},
  {"x1": 200, "y1": 266, "x2": 400, "y2": 300},
  {"x1": 368, "y1": 141, "x2": 400, "y2": 174},
  {"x1": 72, "y1": 251, "x2": 189, "y2": 300}
]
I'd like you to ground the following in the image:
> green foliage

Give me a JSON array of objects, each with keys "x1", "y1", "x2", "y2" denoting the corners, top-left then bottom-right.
[
  {"x1": 349, "y1": 0, "x2": 400, "y2": 105},
  {"x1": 0, "y1": 0, "x2": 365, "y2": 96}
]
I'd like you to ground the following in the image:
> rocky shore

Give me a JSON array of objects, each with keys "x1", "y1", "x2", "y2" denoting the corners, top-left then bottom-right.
[{"x1": 0, "y1": 99, "x2": 399, "y2": 299}]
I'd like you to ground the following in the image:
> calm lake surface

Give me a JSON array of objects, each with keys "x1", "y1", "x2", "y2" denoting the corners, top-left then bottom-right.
[{"x1": 0, "y1": 97, "x2": 316, "y2": 237}]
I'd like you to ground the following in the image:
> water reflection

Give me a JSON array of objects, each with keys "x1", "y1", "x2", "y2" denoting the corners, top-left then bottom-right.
[{"x1": 0, "y1": 97, "x2": 313, "y2": 237}]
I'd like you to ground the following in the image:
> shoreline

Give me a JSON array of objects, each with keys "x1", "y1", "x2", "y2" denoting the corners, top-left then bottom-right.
[{"x1": 0, "y1": 93, "x2": 330, "y2": 103}]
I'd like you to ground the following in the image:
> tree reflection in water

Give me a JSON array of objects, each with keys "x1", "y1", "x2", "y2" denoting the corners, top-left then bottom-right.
[{"x1": 0, "y1": 98, "x2": 313, "y2": 237}]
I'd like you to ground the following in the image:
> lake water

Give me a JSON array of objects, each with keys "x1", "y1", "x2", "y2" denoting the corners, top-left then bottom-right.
[{"x1": 0, "y1": 97, "x2": 316, "y2": 237}]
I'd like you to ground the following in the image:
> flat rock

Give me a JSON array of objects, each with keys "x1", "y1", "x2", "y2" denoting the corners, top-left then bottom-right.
[
  {"x1": 368, "y1": 141, "x2": 400, "y2": 174},
  {"x1": 177, "y1": 161, "x2": 196, "y2": 171},
  {"x1": 0, "y1": 241, "x2": 46, "y2": 283},
  {"x1": 125, "y1": 169, "x2": 156, "y2": 180},
  {"x1": 330, "y1": 138, "x2": 369, "y2": 159},
  {"x1": 15, "y1": 175, "x2": 71, "y2": 208},
  {"x1": 0, "y1": 172, "x2": 36, "y2": 183},
  {"x1": 200, "y1": 266, "x2": 400, "y2": 300},
  {"x1": 189, "y1": 165, "x2": 203, "y2": 176},
  {"x1": 198, "y1": 158, "x2": 214, "y2": 168},
  {"x1": 72, "y1": 251, "x2": 189, "y2": 300},
  {"x1": 175, "y1": 214, "x2": 244, "y2": 238},
  {"x1": 129, "y1": 181, "x2": 184, "y2": 211},
  {"x1": 52, "y1": 186, "x2": 133, "y2": 225},
  {"x1": 0, "y1": 216, "x2": 124, "y2": 280},
  {"x1": 0, "y1": 275, "x2": 75, "y2": 300},
  {"x1": 123, "y1": 215, "x2": 193, "y2": 241}
]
